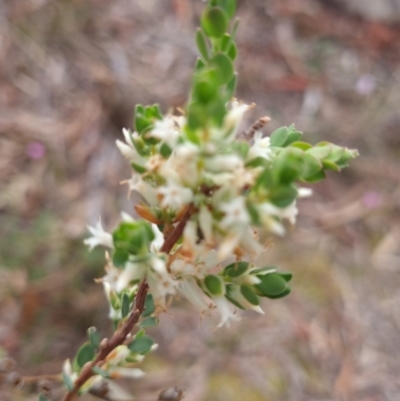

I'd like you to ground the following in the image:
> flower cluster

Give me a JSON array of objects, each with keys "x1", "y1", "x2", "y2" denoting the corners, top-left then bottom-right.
[{"x1": 61, "y1": 0, "x2": 358, "y2": 398}]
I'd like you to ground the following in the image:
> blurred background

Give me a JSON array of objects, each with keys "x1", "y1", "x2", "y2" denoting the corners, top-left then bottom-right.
[{"x1": 1, "y1": 0, "x2": 400, "y2": 400}]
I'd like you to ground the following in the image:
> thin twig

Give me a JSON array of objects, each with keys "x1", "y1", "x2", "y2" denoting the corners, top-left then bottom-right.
[{"x1": 61, "y1": 206, "x2": 194, "y2": 401}]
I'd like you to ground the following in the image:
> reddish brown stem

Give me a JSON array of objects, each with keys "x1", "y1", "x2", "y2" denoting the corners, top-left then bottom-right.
[{"x1": 61, "y1": 206, "x2": 194, "y2": 401}]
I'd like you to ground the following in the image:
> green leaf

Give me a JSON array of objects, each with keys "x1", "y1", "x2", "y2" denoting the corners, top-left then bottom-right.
[
  {"x1": 142, "y1": 293, "x2": 155, "y2": 317},
  {"x1": 240, "y1": 285, "x2": 260, "y2": 305},
  {"x1": 210, "y1": 53, "x2": 234, "y2": 85},
  {"x1": 223, "y1": 261, "x2": 249, "y2": 277},
  {"x1": 38, "y1": 394, "x2": 48, "y2": 401},
  {"x1": 201, "y1": 7, "x2": 228, "y2": 38},
  {"x1": 193, "y1": 75, "x2": 219, "y2": 104},
  {"x1": 204, "y1": 274, "x2": 225, "y2": 296},
  {"x1": 131, "y1": 162, "x2": 147, "y2": 174},
  {"x1": 303, "y1": 169, "x2": 326, "y2": 183},
  {"x1": 290, "y1": 141, "x2": 312, "y2": 151},
  {"x1": 306, "y1": 145, "x2": 331, "y2": 160},
  {"x1": 225, "y1": 284, "x2": 245, "y2": 309},
  {"x1": 247, "y1": 202, "x2": 261, "y2": 225},
  {"x1": 87, "y1": 327, "x2": 101, "y2": 349},
  {"x1": 265, "y1": 287, "x2": 291, "y2": 299},
  {"x1": 160, "y1": 143, "x2": 172, "y2": 158},
  {"x1": 250, "y1": 266, "x2": 277, "y2": 275},
  {"x1": 322, "y1": 160, "x2": 340, "y2": 172},
  {"x1": 195, "y1": 57, "x2": 206, "y2": 71},
  {"x1": 75, "y1": 342, "x2": 96, "y2": 369},
  {"x1": 276, "y1": 272, "x2": 293, "y2": 282},
  {"x1": 221, "y1": 33, "x2": 233, "y2": 52},
  {"x1": 270, "y1": 127, "x2": 289, "y2": 147},
  {"x1": 92, "y1": 366, "x2": 111, "y2": 378},
  {"x1": 216, "y1": 0, "x2": 236, "y2": 18},
  {"x1": 227, "y1": 42, "x2": 237, "y2": 60},
  {"x1": 128, "y1": 335, "x2": 154, "y2": 354},
  {"x1": 113, "y1": 222, "x2": 155, "y2": 255},
  {"x1": 121, "y1": 293, "x2": 131, "y2": 318},
  {"x1": 139, "y1": 316, "x2": 159, "y2": 328},
  {"x1": 196, "y1": 28, "x2": 209, "y2": 61},
  {"x1": 274, "y1": 147, "x2": 304, "y2": 184},
  {"x1": 269, "y1": 185, "x2": 298, "y2": 208},
  {"x1": 112, "y1": 249, "x2": 129, "y2": 267},
  {"x1": 301, "y1": 153, "x2": 322, "y2": 179},
  {"x1": 226, "y1": 73, "x2": 237, "y2": 99},
  {"x1": 231, "y1": 18, "x2": 240, "y2": 40},
  {"x1": 283, "y1": 131, "x2": 303, "y2": 146},
  {"x1": 255, "y1": 273, "x2": 288, "y2": 298}
]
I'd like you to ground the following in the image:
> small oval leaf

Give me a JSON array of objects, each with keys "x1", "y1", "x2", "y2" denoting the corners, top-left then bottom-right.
[
  {"x1": 240, "y1": 285, "x2": 260, "y2": 305},
  {"x1": 75, "y1": 342, "x2": 95, "y2": 369},
  {"x1": 128, "y1": 335, "x2": 154, "y2": 355},
  {"x1": 204, "y1": 274, "x2": 225, "y2": 296},
  {"x1": 201, "y1": 7, "x2": 228, "y2": 38}
]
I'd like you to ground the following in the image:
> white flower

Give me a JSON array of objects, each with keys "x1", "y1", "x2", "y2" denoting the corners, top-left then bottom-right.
[
  {"x1": 127, "y1": 175, "x2": 158, "y2": 206},
  {"x1": 227, "y1": 285, "x2": 264, "y2": 314},
  {"x1": 247, "y1": 131, "x2": 272, "y2": 161},
  {"x1": 213, "y1": 296, "x2": 240, "y2": 327},
  {"x1": 160, "y1": 143, "x2": 200, "y2": 187},
  {"x1": 298, "y1": 187, "x2": 313, "y2": 198},
  {"x1": 170, "y1": 245, "x2": 219, "y2": 278},
  {"x1": 105, "y1": 345, "x2": 131, "y2": 365},
  {"x1": 109, "y1": 367, "x2": 145, "y2": 379},
  {"x1": 116, "y1": 129, "x2": 145, "y2": 164},
  {"x1": 158, "y1": 182, "x2": 193, "y2": 210},
  {"x1": 151, "y1": 224, "x2": 164, "y2": 252},
  {"x1": 84, "y1": 219, "x2": 114, "y2": 250},
  {"x1": 222, "y1": 100, "x2": 252, "y2": 139},
  {"x1": 115, "y1": 262, "x2": 146, "y2": 292},
  {"x1": 258, "y1": 201, "x2": 298, "y2": 225},
  {"x1": 146, "y1": 256, "x2": 177, "y2": 308},
  {"x1": 219, "y1": 197, "x2": 250, "y2": 229},
  {"x1": 199, "y1": 205, "x2": 213, "y2": 243},
  {"x1": 205, "y1": 155, "x2": 243, "y2": 172},
  {"x1": 149, "y1": 116, "x2": 180, "y2": 148},
  {"x1": 178, "y1": 278, "x2": 210, "y2": 313},
  {"x1": 121, "y1": 211, "x2": 135, "y2": 222}
]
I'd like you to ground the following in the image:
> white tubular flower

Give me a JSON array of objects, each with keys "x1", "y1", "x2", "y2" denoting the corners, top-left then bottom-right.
[
  {"x1": 222, "y1": 100, "x2": 252, "y2": 139},
  {"x1": 149, "y1": 116, "x2": 180, "y2": 148},
  {"x1": 247, "y1": 132, "x2": 272, "y2": 161},
  {"x1": 62, "y1": 359, "x2": 78, "y2": 384},
  {"x1": 146, "y1": 256, "x2": 177, "y2": 308},
  {"x1": 213, "y1": 296, "x2": 241, "y2": 327},
  {"x1": 151, "y1": 224, "x2": 164, "y2": 252},
  {"x1": 84, "y1": 220, "x2": 114, "y2": 250},
  {"x1": 258, "y1": 201, "x2": 299, "y2": 225},
  {"x1": 109, "y1": 367, "x2": 145, "y2": 379},
  {"x1": 121, "y1": 211, "x2": 135, "y2": 222},
  {"x1": 158, "y1": 182, "x2": 193, "y2": 210},
  {"x1": 115, "y1": 262, "x2": 146, "y2": 293},
  {"x1": 103, "y1": 282, "x2": 122, "y2": 320},
  {"x1": 219, "y1": 197, "x2": 250, "y2": 229},
  {"x1": 105, "y1": 345, "x2": 131, "y2": 365},
  {"x1": 170, "y1": 246, "x2": 219, "y2": 279},
  {"x1": 116, "y1": 129, "x2": 145, "y2": 164},
  {"x1": 199, "y1": 205, "x2": 213, "y2": 243},
  {"x1": 228, "y1": 286, "x2": 264, "y2": 314},
  {"x1": 298, "y1": 187, "x2": 313, "y2": 198},
  {"x1": 178, "y1": 278, "x2": 210, "y2": 313},
  {"x1": 128, "y1": 175, "x2": 158, "y2": 206},
  {"x1": 160, "y1": 143, "x2": 200, "y2": 187},
  {"x1": 205, "y1": 154, "x2": 243, "y2": 172}
]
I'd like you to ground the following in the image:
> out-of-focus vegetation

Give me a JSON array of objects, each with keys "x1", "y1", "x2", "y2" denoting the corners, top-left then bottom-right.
[{"x1": 1, "y1": 1, "x2": 400, "y2": 400}]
